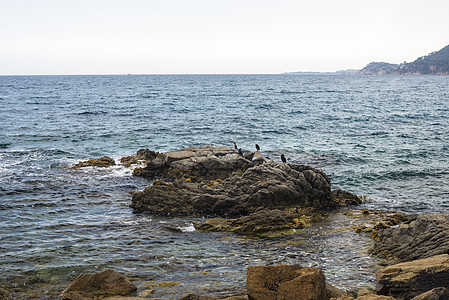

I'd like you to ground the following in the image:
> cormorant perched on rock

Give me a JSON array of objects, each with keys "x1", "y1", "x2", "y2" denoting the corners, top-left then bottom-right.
[
  {"x1": 281, "y1": 154, "x2": 287, "y2": 163},
  {"x1": 238, "y1": 148, "x2": 243, "y2": 156},
  {"x1": 233, "y1": 142, "x2": 237, "y2": 150},
  {"x1": 255, "y1": 144, "x2": 260, "y2": 151}
]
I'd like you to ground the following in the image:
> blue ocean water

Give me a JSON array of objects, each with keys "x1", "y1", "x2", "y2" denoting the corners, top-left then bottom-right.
[{"x1": 1, "y1": 74, "x2": 448, "y2": 298}]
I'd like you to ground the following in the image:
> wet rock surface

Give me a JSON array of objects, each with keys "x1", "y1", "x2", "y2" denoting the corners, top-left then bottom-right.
[
  {"x1": 376, "y1": 254, "x2": 449, "y2": 300},
  {"x1": 246, "y1": 265, "x2": 327, "y2": 300},
  {"x1": 61, "y1": 269, "x2": 137, "y2": 300},
  {"x1": 371, "y1": 213, "x2": 449, "y2": 263}
]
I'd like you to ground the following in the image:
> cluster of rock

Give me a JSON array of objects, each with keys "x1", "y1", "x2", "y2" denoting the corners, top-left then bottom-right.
[
  {"x1": 4, "y1": 256, "x2": 449, "y2": 300},
  {"x1": 72, "y1": 146, "x2": 361, "y2": 221},
  {"x1": 128, "y1": 145, "x2": 361, "y2": 218}
]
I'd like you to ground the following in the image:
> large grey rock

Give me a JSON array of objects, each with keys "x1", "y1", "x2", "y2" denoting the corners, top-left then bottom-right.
[
  {"x1": 131, "y1": 161, "x2": 335, "y2": 216},
  {"x1": 376, "y1": 254, "x2": 449, "y2": 299},
  {"x1": 371, "y1": 213, "x2": 449, "y2": 263}
]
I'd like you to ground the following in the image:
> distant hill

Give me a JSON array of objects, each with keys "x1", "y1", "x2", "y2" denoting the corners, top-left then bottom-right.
[
  {"x1": 360, "y1": 44, "x2": 449, "y2": 75},
  {"x1": 359, "y1": 62, "x2": 399, "y2": 75}
]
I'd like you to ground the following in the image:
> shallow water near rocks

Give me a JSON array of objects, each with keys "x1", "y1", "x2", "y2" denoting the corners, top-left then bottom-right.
[{"x1": 1, "y1": 74, "x2": 448, "y2": 298}]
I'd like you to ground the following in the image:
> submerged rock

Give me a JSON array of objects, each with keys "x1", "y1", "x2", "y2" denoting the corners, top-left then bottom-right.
[
  {"x1": 61, "y1": 269, "x2": 137, "y2": 300},
  {"x1": 193, "y1": 208, "x2": 328, "y2": 236},
  {"x1": 376, "y1": 254, "x2": 449, "y2": 299},
  {"x1": 194, "y1": 208, "x2": 307, "y2": 236},
  {"x1": 371, "y1": 213, "x2": 449, "y2": 263},
  {"x1": 72, "y1": 156, "x2": 116, "y2": 168}
]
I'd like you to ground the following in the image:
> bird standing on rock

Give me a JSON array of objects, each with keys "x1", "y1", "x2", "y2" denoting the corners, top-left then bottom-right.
[
  {"x1": 233, "y1": 142, "x2": 237, "y2": 150},
  {"x1": 281, "y1": 154, "x2": 287, "y2": 163},
  {"x1": 238, "y1": 148, "x2": 243, "y2": 156},
  {"x1": 255, "y1": 144, "x2": 260, "y2": 151}
]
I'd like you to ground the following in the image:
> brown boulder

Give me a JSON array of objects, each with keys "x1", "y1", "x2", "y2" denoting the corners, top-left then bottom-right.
[
  {"x1": 247, "y1": 265, "x2": 327, "y2": 300},
  {"x1": 376, "y1": 254, "x2": 449, "y2": 299},
  {"x1": 411, "y1": 287, "x2": 449, "y2": 300},
  {"x1": 194, "y1": 208, "x2": 308, "y2": 236},
  {"x1": 61, "y1": 269, "x2": 137, "y2": 299}
]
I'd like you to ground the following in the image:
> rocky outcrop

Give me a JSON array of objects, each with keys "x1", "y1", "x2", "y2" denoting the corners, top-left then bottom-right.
[
  {"x1": 61, "y1": 269, "x2": 137, "y2": 300},
  {"x1": 371, "y1": 213, "x2": 449, "y2": 263},
  {"x1": 246, "y1": 265, "x2": 327, "y2": 300},
  {"x1": 72, "y1": 156, "x2": 116, "y2": 168},
  {"x1": 376, "y1": 254, "x2": 449, "y2": 299},
  {"x1": 131, "y1": 159, "x2": 346, "y2": 216}
]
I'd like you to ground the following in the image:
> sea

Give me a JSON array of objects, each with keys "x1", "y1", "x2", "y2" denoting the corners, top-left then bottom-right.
[{"x1": 1, "y1": 74, "x2": 448, "y2": 299}]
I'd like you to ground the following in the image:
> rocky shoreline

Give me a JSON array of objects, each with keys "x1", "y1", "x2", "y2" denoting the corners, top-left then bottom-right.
[{"x1": 4, "y1": 145, "x2": 448, "y2": 299}]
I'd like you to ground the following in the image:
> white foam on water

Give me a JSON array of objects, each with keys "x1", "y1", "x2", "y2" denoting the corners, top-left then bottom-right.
[{"x1": 179, "y1": 223, "x2": 196, "y2": 232}]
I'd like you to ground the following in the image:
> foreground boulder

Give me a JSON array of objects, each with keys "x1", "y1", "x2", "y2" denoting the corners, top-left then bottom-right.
[
  {"x1": 247, "y1": 265, "x2": 327, "y2": 300},
  {"x1": 376, "y1": 254, "x2": 449, "y2": 299},
  {"x1": 61, "y1": 269, "x2": 137, "y2": 299},
  {"x1": 131, "y1": 160, "x2": 342, "y2": 216},
  {"x1": 411, "y1": 287, "x2": 449, "y2": 300},
  {"x1": 371, "y1": 213, "x2": 449, "y2": 263}
]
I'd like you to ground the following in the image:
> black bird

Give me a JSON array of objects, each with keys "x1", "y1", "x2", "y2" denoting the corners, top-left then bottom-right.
[
  {"x1": 281, "y1": 154, "x2": 287, "y2": 163},
  {"x1": 233, "y1": 142, "x2": 237, "y2": 150},
  {"x1": 238, "y1": 148, "x2": 243, "y2": 156},
  {"x1": 255, "y1": 144, "x2": 260, "y2": 151}
]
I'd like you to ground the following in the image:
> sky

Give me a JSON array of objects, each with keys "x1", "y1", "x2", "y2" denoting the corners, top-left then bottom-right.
[{"x1": 1, "y1": 0, "x2": 449, "y2": 75}]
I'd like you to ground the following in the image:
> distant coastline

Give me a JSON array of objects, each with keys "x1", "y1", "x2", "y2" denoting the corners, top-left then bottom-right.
[
  {"x1": 287, "y1": 43, "x2": 449, "y2": 75},
  {"x1": 283, "y1": 69, "x2": 359, "y2": 76}
]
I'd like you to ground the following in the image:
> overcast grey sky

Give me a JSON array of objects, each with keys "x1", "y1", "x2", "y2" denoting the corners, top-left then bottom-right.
[{"x1": 1, "y1": 0, "x2": 448, "y2": 75}]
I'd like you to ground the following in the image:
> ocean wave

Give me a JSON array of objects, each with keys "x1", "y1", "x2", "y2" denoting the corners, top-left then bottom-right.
[{"x1": 77, "y1": 111, "x2": 108, "y2": 115}]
